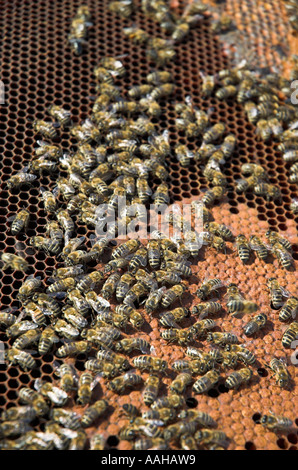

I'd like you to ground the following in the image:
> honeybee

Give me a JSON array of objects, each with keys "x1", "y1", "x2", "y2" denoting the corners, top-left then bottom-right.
[
  {"x1": 207, "y1": 331, "x2": 239, "y2": 346},
  {"x1": 225, "y1": 344, "x2": 256, "y2": 365},
  {"x1": 129, "y1": 247, "x2": 148, "y2": 272},
  {"x1": 6, "y1": 167, "x2": 37, "y2": 189},
  {"x1": 260, "y1": 412, "x2": 293, "y2": 432},
  {"x1": 77, "y1": 371, "x2": 93, "y2": 405},
  {"x1": 35, "y1": 140, "x2": 62, "y2": 160},
  {"x1": 1, "y1": 405, "x2": 36, "y2": 423},
  {"x1": 267, "y1": 358, "x2": 290, "y2": 388},
  {"x1": 17, "y1": 275, "x2": 42, "y2": 301},
  {"x1": 175, "y1": 144, "x2": 196, "y2": 167},
  {"x1": 115, "y1": 337, "x2": 150, "y2": 354},
  {"x1": 81, "y1": 400, "x2": 108, "y2": 427},
  {"x1": 13, "y1": 328, "x2": 41, "y2": 350},
  {"x1": 51, "y1": 408, "x2": 81, "y2": 431},
  {"x1": 48, "y1": 105, "x2": 71, "y2": 128},
  {"x1": 282, "y1": 322, "x2": 298, "y2": 349},
  {"x1": 195, "y1": 430, "x2": 229, "y2": 449},
  {"x1": 226, "y1": 283, "x2": 258, "y2": 316},
  {"x1": 100, "y1": 272, "x2": 120, "y2": 300},
  {"x1": 112, "y1": 239, "x2": 140, "y2": 259},
  {"x1": 29, "y1": 156, "x2": 58, "y2": 175},
  {"x1": 225, "y1": 367, "x2": 253, "y2": 390},
  {"x1": 107, "y1": 372, "x2": 143, "y2": 393},
  {"x1": 243, "y1": 313, "x2": 267, "y2": 336},
  {"x1": 267, "y1": 278, "x2": 289, "y2": 310},
  {"x1": 9, "y1": 209, "x2": 30, "y2": 235},
  {"x1": 134, "y1": 438, "x2": 168, "y2": 450},
  {"x1": 139, "y1": 97, "x2": 161, "y2": 117},
  {"x1": 188, "y1": 318, "x2": 216, "y2": 339},
  {"x1": 163, "y1": 421, "x2": 197, "y2": 442},
  {"x1": 62, "y1": 306, "x2": 88, "y2": 330},
  {"x1": 202, "y1": 185, "x2": 226, "y2": 206},
  {"x1": 90, "y1": 434, "x2": 106, "y2": 450},
  {"x1": 53, "y1": 319, "x2": 80, "y2": 341},
  {"x1": 170, "y1": 372, "x2": 192, "y2": 394},
  {"x1": 109, "y1": 0, "x2": 134, "y2": 18},
  {"x1": 133, "y1": 355, "x2": 167, "y2": 373},
  {"x1": 278, "y1": 297, "x2": 298, "y2": 322},
  {"x1": 192, "y1": 370, "x2": 220, "y2": 394},
  {"x1": 54, "y1": 363, "x2": 77, "y2": 392},
  {"x1": 1, "y1": 252, "x2": 29, "y2": 272},
  {"x1": 241, "y1": 163, "x2": 268, "y2": 180},
  {"x1": 96, "y1": 349, "x2": 130, "y2": 371},
  {"x1": 47, "y1": 277, "x2": 76, "y2": 294},
  {"x1": 67, "y1": 289, "x2": 90, "y2": 317},
  {"x1": 203, "y1": 123, "x2": 225, "y2": 143},
  {"x1": 266, "y1": 230, "x2": 292, "y2": 252},
  {"x1": 76, "y1": 271, "x2": 104, "y2": 293},
  {"x1": 249, "y1": 235, "x2": 269, "y2": 260},
  {"x1": 235, "y1": 175, "x2": 258, "y2": 194},
  {"x1": 0, "y1": 308, "x2": 17, "y2": 329},
  {"x1": 196, "y1": 278, "x2": 224, "y2": 300},
  {"x1": 142, "y1": 374, "x2": 160, "y2": 406},
  {"x1": 204, "y1": 222, "x2": 233, "y2": 241},
  {"x1": 159, "y1": 307, "x2": 190, "y2": 328},
  {"x1": 192, "y1": 301, "x2": 222, "y2": 319},
  {"x1": 151, "y1": 394, "x2": 185, "y2": 411},
  {"x1": 40, "y1": 187, "x2": 57, "y2": 213},
  {"x1": 254, "y1": 182, "x2": 281, "y2": 201},
  {"x1": 123, "y1": 26, "x2": 149, "y2": 43},
  {"x1": 161, "y1": 328, "x2": 194, "y2": 346},
  {"x1": 33, "y1": 119, "x2": 58, "y2": 139},
  {"x1": 6, "y1": 319, "x2": 39, "y2": 338},
  {"x1": 271, "y1": 242, "x2": 294, "y2": 270},
  {"x1": 235, "y1": 234, "x2": 251, "y2": 263},
  {"x1": 215, "y1": 84, "x2": 238, "y2": 100},
  {"x1": 161, "y1": 283, "x2": 187, "y2": 308},
  {"x1": 146, "y1": 71, "x2": 172, "y2": 85},
  {"x1": 29, "y1": 236, "x2": 61, "y2": 255},
  {"x1": 200, "y1": 73, "x2": 216, "y2": 97},
  {"x1": 6, "y1": 348, "x2": 36, "y2": 371},
  {"x1": 18, "y1": 387, "x2": 49, "y2": 417}
]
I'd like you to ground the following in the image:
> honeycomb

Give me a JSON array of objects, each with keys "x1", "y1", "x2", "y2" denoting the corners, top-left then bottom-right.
[{"x1": 0, "y1": 0, "x2": 297, "y2": 450}]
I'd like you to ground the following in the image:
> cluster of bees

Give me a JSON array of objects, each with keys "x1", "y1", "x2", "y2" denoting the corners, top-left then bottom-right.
[
  {"x1": 0, "y1": 0, "x2": 297, "y2": 452},
  {"x1": 68, "y1": 5, "x2": 93, "y2": 56},
  {"x1": 284, "y1": 0, "x2": 298, "y2": 31}
]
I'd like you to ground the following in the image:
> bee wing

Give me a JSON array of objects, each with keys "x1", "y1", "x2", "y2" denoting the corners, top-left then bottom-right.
[
  {"x1": 91, "y1": 373, "x2": 102, "y2": 390},
  {"x1": 280, "y1": 287, "x2": 291, "y2": 298}
]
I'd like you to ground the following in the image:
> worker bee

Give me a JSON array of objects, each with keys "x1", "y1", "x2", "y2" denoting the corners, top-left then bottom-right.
[
  {"x1": 196, "y1": 278, "x2": 224, "y2": 300},
  {"x1": 226, "y1": 283, "x2": 258, "y2": 317},
  {"x1": 50, "y1": 408, "x2": 81, "y2": 431},
  {"x1": 100, "y1": 272, "x2": 120, "y2": 300},
  {"x1": 53, "y1": 363, "x2": 78, "y2": 393},
  {"x1": 32, "y1": 119, "x2": 58, "y2": 139},
  {"x1": 267, "y1": 358, "x2": 290, "y2": 388},
  {"x1": 150, "y1": 83, "x2": 176, "y2": 101},
  {"x1": 215, "y1": 84, "x2": 238, "y2": 100},
  {"x1": 170, "y1": 372, "x2": 192, "y2": 394},
  {"x1": 161, "y1": 328, "x2": 194, "y2": 346},
  {"x1": 225, "y1": 367, "x2": 253, "y2": 390},
  {"x1": 123, "y1": 26, "x2": 149, "y2": 43},
  {"x1": 195, "y1": 430, "x2": 229, "y2": 449},
  {"x1": 133, "y1": 355, "x2": 167, "y2": 373},
  {"x1": 207, "y1": 331, "x2": 239, "y2": 346},
  {"x1": 146, "y1": 71, "x2": 172, "y2": 85},
  {"x1": 6, "y1": 348, "x2": 36, "y2": 371},
  {"x1": 18, "y1": 388, "x2": 49, "y2": 418},
  {"x1": 282, "y1": 321, "x2": 298, "y2": 349},
  {"x1": 35, "y1": 140, "x2": 62, "y2": 160},
  {"x1": 62, "y1": 306, "x2": 88, "y2": 329},
  {"x1": 202, "y1": 185, "x2": 226, "y2": 206},
  {"x1": 47, "y1": 277, "x2": 76, "y2": 294},
  {"x1": 90, "y1": 434, "x2": 106, "y2": 450},
  {"x1": 17, "y1": 275, "x2": 42, "y2": 301},
  {"x1": 112, "y1": 239, "x2": 140, "y2": 259},
  {"x1": 267, "y1": 277, "x2": 289, "y2": 310},
  {"x1": 67, "y1": 289, "x2": 90, "y2": 317},
  {"x1": 1, "y1": 252, "x2": 29, "y2": 272},
  {"x1": 243, "y1": 313, "x2": 267, "y2": 336},
  {"x1": 134, "y1": 437, "x2": 168, "y2": 450},
  {"x1": 161, "y1": 283, "x2": 187, "y2": 308},
  {"x1": 271, "y1": 243, "x2": 294, "y2": 270},
  {"x1": 77, "y1": 371, "x2": 94, "y2": 405},
  {"x1": 163, "y1": 421, "x2": 197, "y2": 442},
  {"x1": 81, "y1": 400, "x2": 109, "y2": 427},
  {"x1": 29, "y1": 156, "x2": 58, "y2": 175},
  {"x1": 76, "y1": 271, "x2": 104, "y2": 293},
  {"x1": 266, "y1": 230, "x2": 292, "y2": 252},
  {"x1": 193, "y1": 369, "x2": 220, "y2": 394},
  {"x1": 260, "y1": 412, "x2": 293, "y2": 432},
  {"x1": 13, "y1": 328, "x2": 41, "y2": 350},
  {"x1": 29, "y1": 236, "x2": 61, "y2": 255},
  {"x1": 175, "y1": 144, "x2": 196, "y2": 167},
  {"x1": 0, "y1": 308, "x2": 17, "y2": 329},
  {"x1": 128, "y1": 247, "x2": 148, "y2": 272},
  {"x1": 115, "y1": 337, "x2": 150, "y2": 354},
  {"x1": 6, "y1": 167, "x2": 37, "y2": 189},
  {"x1": 203, "y1": 123, "x2": 225, "y2": 144},
  {"x1": 204, "y1": 222, "x2": 233, "y2": 241},
  {"x1": 235, "y1": 175, "x2": 259, "y2": 194},
  {"x1": 142, "y1": 374, "x2": 160, "y2": 406},
  {"x1": 279, "y1": 297, "x2": 298, "y2": 322},
  {"x1": 188, "y1": 318, "x2": 216, "y2": 339},
  {"x1": 1, "y1": 405, "x2": 36, "y2": 423},
  {"x1": 235, "y1": 234, "x2": 251, "y2": 263},
  {"x1": 249, "y1": 235, "x2": 269, "y2": 260},
  {"x1": 200, "y1": 73, "x2": 216, "y2": 97},
  {"x1": 225, "y1": 344, "x2": 256, "y2": 365},
  {"x1": 139, "y1": 97, "x2": 161, "y2": 117},
  {"x1": 9, "y1": 209, "x2": 30, "y2": 235},
  {"x1": 48, "y1": 105, "x2": 71, "y2": 128},
  {"x1": 109, "y1": 0, "x2": 134, "y2": 18},
  {"x1": 192, "y1": 302, "x2": 222, "y2": 319},
  {"x1": 46, "y1": 221, "x2": 64, "y2": 242},
  {"x1": 107, "y1": 372, "x2": 143, "y2": 393},
  {"x1": 159, "y1": 307, "x2": 190, "y2": 328},
  {"x1": 37, "y1": 326, "x2": 58, "y2": 355},
  {"x1": 241, "y1": 163, "x2": 268, "y2": 180},
  {"x1": 53, "y1": 318, "x2": 80, "y2": 341},
  {"x1": 254, "y1": 182, "x2": 281, "y2": 201},
  {"x1": 40, "y1": 187, "x2": 57, "y2": 213}
]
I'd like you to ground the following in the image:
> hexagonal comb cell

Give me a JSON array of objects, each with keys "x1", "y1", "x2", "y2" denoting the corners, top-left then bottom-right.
[{"x1": 0, "y1": 0, "x2": 297, "y2": 451}]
